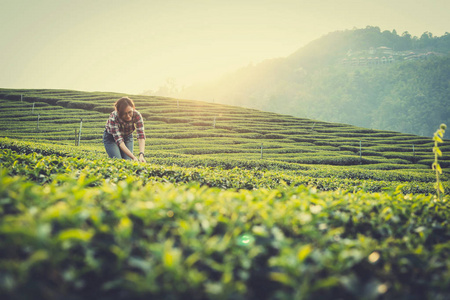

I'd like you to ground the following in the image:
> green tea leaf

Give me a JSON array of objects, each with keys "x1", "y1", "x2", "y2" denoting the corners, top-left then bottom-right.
[
  {"x1": 58, "y1": 229, "x2": 93, "y2": 242},
  {"x1": 297, "y1": 244, "x2": 313, "y2": 262}
]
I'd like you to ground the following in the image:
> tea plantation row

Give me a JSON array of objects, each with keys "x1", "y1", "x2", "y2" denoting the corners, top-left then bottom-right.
[
  {"x1": 1, "y1": 165, "x2": 449, "y2": 299},
  {"x1": 1, "y1": 139, "x2": 447, "y2": 195},
  {"x1": 1, "y1": 88, "x2": 449, "y2": 299},
  {"x1": 1, "y1": 89, "x2": 449, "y2": 171}
]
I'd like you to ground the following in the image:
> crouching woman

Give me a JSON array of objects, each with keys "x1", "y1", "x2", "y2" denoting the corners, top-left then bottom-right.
[{"x1": 103, "y1": 97, "x2": 146, "y2": 162}]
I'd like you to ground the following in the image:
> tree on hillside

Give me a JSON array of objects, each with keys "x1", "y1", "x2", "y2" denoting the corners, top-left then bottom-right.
[{"x1": 398, "y1": 32, "x2": 413, "y2": 50}]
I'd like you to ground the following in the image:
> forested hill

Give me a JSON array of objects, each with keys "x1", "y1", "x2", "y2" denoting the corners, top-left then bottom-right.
[{"x1": 175, "y1": 27, "x2": 450, "y2": 137}]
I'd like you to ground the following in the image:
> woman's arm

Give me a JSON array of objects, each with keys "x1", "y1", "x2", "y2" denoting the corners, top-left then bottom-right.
[
  {"x1": 118, "y1": 141, "x2": 138, "y2": 161},
  {"x1": 138, "y1": 139, "x2": 146, "y2": 163},
  {"x1": 134, "y1": 111, "x2": 147, "y2": 163}
]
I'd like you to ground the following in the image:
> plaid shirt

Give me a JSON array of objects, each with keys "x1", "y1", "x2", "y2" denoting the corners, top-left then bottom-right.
[{"x1": 105, "y1": 110, "x2": 146, "y2": 145}]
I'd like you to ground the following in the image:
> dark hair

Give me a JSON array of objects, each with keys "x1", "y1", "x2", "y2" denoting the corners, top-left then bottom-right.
[{"x1": 115, "y1": 97, "x2": 135, "y2": 115}]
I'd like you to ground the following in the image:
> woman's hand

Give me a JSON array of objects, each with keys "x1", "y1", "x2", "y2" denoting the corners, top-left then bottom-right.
[{"x1": 139, "y1": 152, "x2": 146, "y2": 163}]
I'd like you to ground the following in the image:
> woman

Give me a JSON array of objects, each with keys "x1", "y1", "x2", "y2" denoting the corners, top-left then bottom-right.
[{"x1": 103, "y1": 97, "x2": 146, "y2": 162}]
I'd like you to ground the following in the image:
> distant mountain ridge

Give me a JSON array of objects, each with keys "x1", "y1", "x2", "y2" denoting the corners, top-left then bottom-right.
[{"x1": 169, "y1": 26, "x2": 450, "y2": 137}]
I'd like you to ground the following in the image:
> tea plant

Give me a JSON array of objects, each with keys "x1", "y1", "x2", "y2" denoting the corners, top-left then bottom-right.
[
  {"x1": 1, "y1": 88, "x2": 449, "y2": 171},
  {"x1": 0, "y1": 169, "x2": 449, "y2": 300},
  {"x1": 1, "y1": 88, "x2": 450, "y2": 299},
  {"x1": 432, "y1": 123, "x2": 447, "y2": 199},
  {"x1": 0, "y1": 146, "x2": 446, "y2": 194}
]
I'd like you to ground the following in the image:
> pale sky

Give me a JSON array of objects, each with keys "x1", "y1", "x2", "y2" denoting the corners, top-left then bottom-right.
[{"x1": 0, "y1": 0, "x2": 449, "y2": 95}]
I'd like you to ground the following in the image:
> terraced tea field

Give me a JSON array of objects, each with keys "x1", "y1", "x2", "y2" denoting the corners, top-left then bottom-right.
[
  {"x1": 1, "y1": 88, "x2": 448, "y2": 171},
  {"x1": 0, "y1": 88, "x2": 449, "y2": 300}
]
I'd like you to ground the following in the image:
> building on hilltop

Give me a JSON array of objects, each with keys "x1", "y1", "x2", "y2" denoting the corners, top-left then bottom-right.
[{"x1": 377, "y1": 46, "x2": 394, "y2": 55}]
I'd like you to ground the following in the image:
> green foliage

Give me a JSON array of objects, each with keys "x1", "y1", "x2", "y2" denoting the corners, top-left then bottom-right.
[
  {"x1": 1, "y1": 89, "x2": 448, "y2": 173},
  {"x1": 0, "y1": 169, "x2": 449, "y2": 299},
  {"x1": 0, "y1": 88, "x2": 449, "y2": 298},
  {"x1": 177, "y1": 28, "x2": 450, "y2": 137},
  {"x1": 1, "y1": 142, "x2": 446, "y2": 195},
  {"x1": 433, "y1": 124, "x2": 447, "y2": 199}
]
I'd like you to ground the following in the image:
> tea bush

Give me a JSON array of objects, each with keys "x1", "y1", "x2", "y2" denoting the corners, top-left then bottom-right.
[
  {"x1": 0, "y1": 141, "x2": 447, "y2": 195},
  {"x1": 0, "y1": 170, "x2": 448, "y2": 300},
  {"x1": 1, "y1": 88, "x2": 449, "y2": 299}
]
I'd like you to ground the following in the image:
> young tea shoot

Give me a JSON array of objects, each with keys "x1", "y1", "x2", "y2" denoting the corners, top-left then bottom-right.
[{"x1": 432, "y1": 123, "x2": 447, "y2": 199}]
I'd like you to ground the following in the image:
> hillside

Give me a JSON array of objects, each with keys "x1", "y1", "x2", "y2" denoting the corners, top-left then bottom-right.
[
  {"x1": 174, "y1": 26, "x2": 450, "y2": 137},
  {"x1": 1, "y1": 88, "x2": 450, "y2": 299},
  {"x1": 1, "y1": 88, "x2": 449, "y2": 172},
  {"x1": 1, "y1": 87, "x2": 449, "y2": 194}
]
